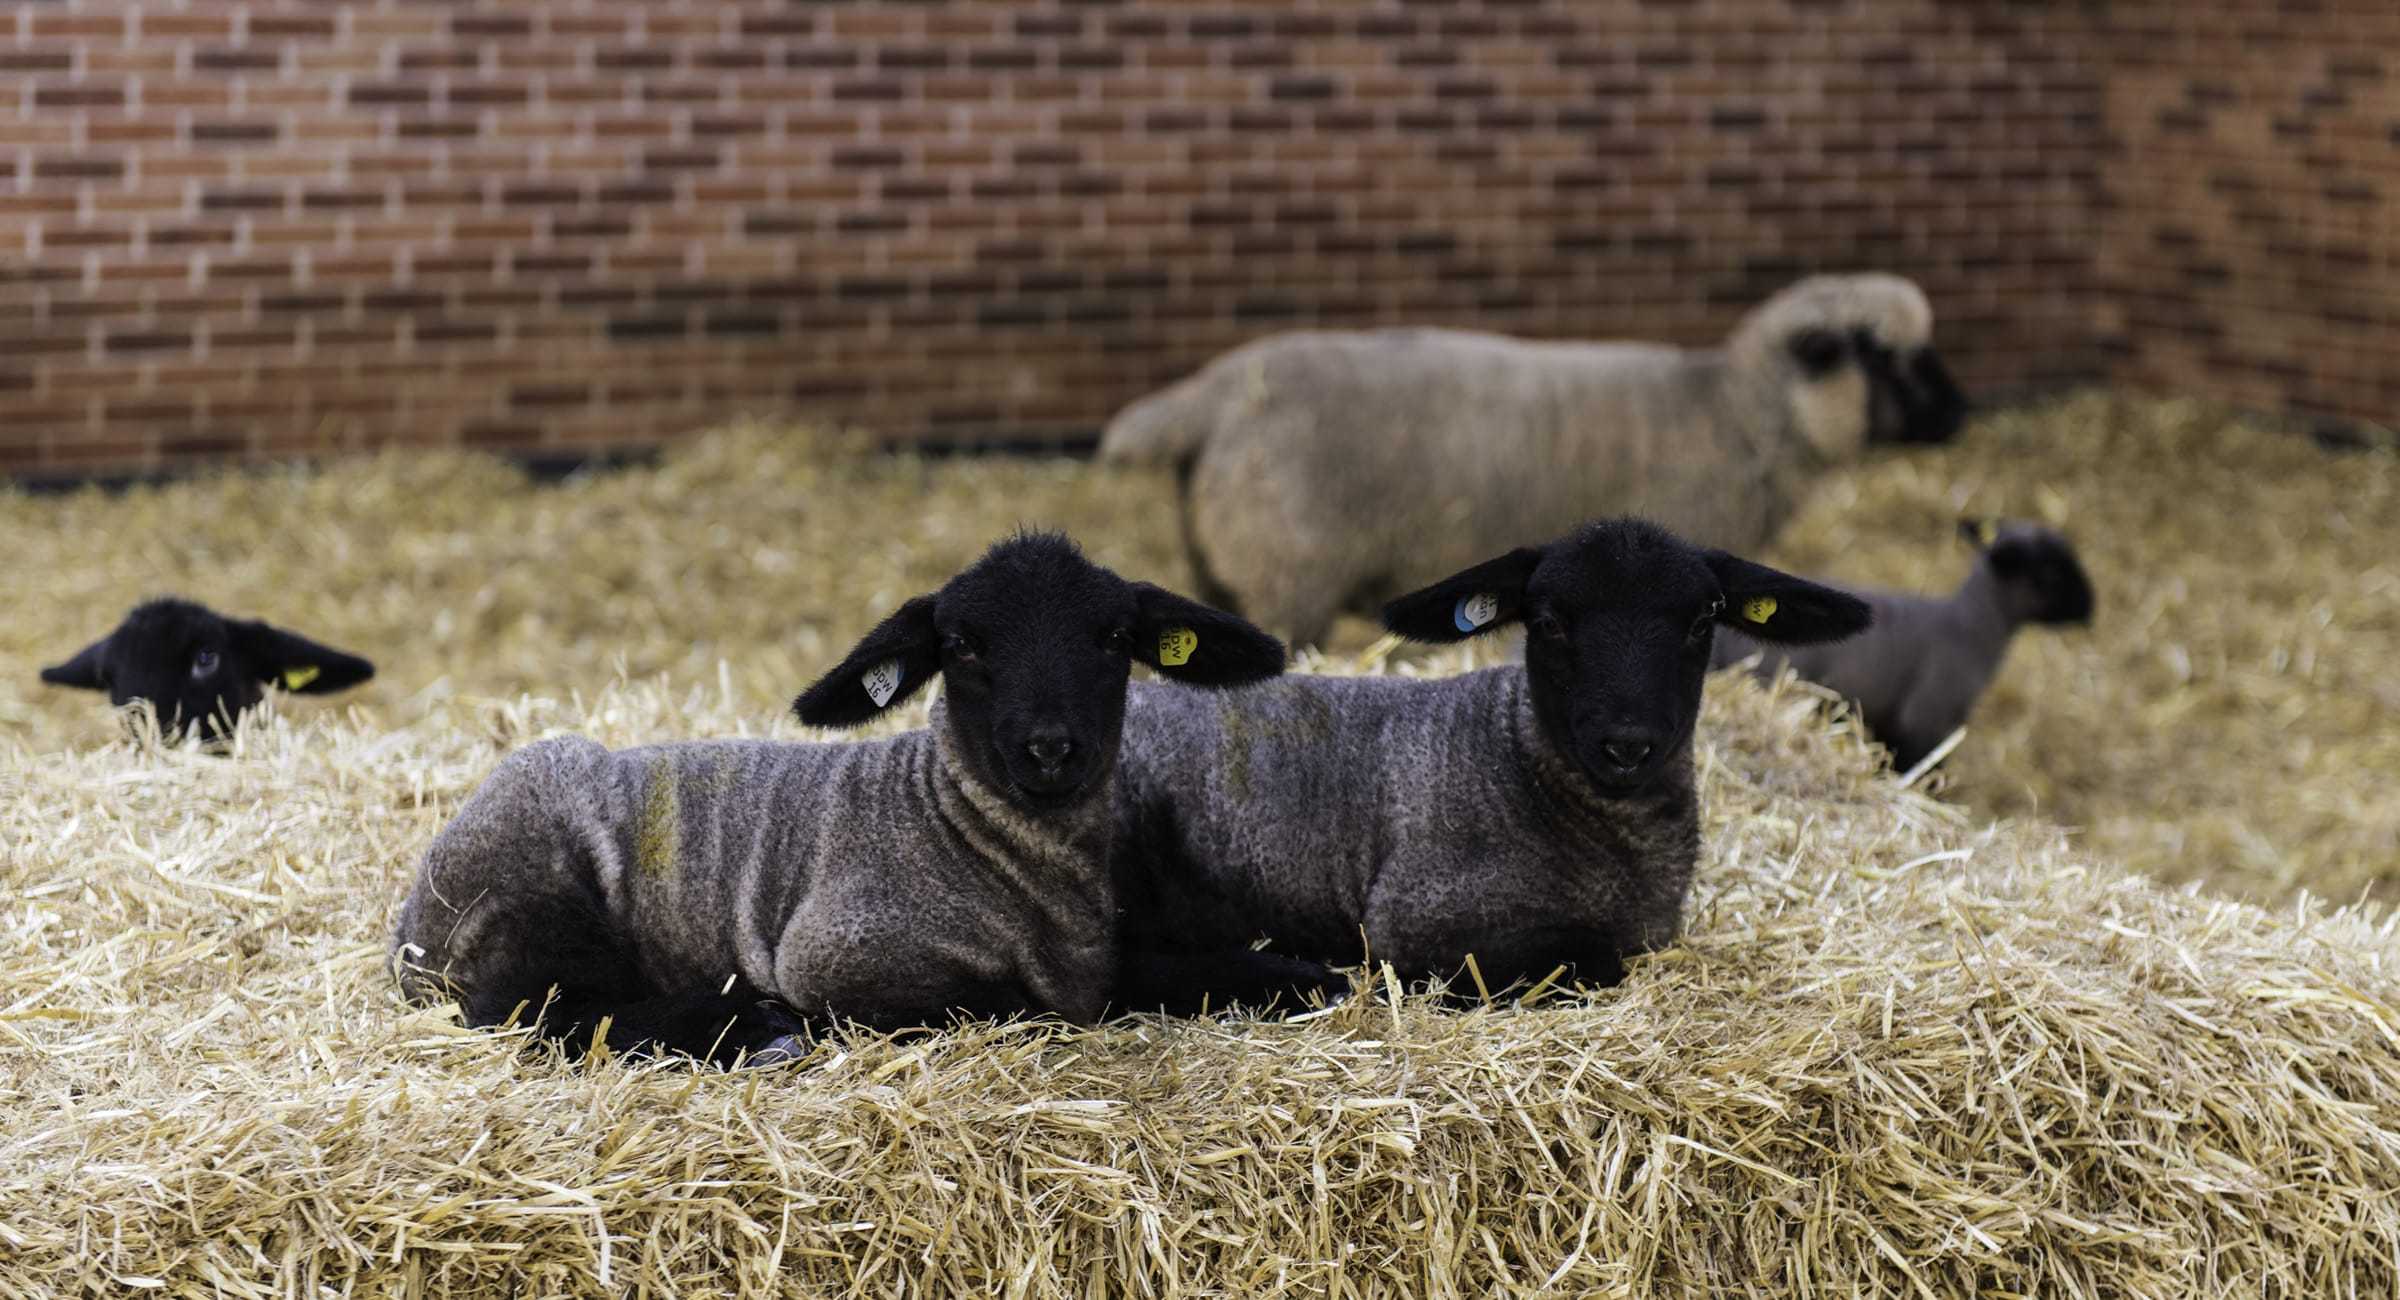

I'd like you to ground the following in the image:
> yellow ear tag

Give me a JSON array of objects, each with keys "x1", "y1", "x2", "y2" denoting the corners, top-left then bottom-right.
[
  {"x1": 1157, "y1": 627, "x2": 1198, "y2": 667},
  {"x1": 1973, "y1": 520, "x2": 2000, "y2": 547},
  {"x1": 1742, "y1": 597, "x2": 1777, "y2": 625},
  {"x1": 281, "y1": 665, "x2": 321, "y2": 691}
]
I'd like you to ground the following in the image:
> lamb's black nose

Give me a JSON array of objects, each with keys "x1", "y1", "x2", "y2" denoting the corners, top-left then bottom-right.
[
  {"x1": 1026, "y1": 734, "x2": 1073, "y2": 767},
  {"x1": 1599, "y1": 734, "x2": 1655, "y2": 770}
]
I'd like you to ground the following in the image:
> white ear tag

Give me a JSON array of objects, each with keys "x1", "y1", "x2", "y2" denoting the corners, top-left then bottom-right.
[
  {"x1": 860, "y1": 659, "x2": 902, "y2": 708},
  {"x1": 1453, "y1": 592, "x2": 1500, "y2": 633}
]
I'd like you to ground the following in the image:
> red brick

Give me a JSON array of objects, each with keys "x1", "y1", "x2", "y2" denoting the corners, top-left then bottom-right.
[{"x1": 1, "y1": 0, "x2": 2385, "y2": 474}]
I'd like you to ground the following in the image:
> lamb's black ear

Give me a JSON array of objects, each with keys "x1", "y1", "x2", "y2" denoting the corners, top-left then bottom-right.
[
  {"x1": 793, "y1": 595, "x2": 941, "y2": 728},
  {"x1": 1380, "y1": 546, "x2": 1544, "y2": 643},
  {"x1": 232, "y1": 620, "x2": 376, "y2": 694},
  {"x1": 40, "y1": 634, "x2": 111, "y2": 691},
  {"x1": 1707, "y1": 553, "x2": 1873, "y2": 646},
  {"x1": 1130, "y1": 584, "x2": 1285, "y2": 688}
]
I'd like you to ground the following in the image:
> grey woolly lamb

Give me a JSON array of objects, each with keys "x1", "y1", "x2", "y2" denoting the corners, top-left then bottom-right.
[
  {"x1": 1712, "y1": 519, "x2": 2095, "y2": 771},
  {"x1": 1098, "y1": 273, "x2": 1966, "y2": 647},
  {"x1": 391, "y1": 533, "x2": 1309, "y2": 1065},
  {"x1": 1109, "y1": 518, "x2": 1873, "y2": 1012}
]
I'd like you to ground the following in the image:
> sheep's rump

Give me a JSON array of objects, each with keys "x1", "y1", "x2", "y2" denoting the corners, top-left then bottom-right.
[{"x1": 392, "y1": 733, "x2": 945, "y2": 1011}]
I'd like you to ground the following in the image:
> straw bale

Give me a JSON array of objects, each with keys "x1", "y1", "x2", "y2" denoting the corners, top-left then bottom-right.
[{"x1": 1, "y1": 398, "x2": 2396, "y2": 1295}]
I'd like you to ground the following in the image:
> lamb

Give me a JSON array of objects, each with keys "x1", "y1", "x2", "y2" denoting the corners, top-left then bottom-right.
[
  {"x1": 1108, "y1": 518, "x2": 1872, "y2": 1011},
  {"x1": 40, "y1": 598, "x2": 375, "y2": 744},
  {"x1": 390, "y1": 532, "x2": 1320, "y2": 1065},
  {"x1": 1097, "y1": 272, "x2": 1965, "y2": 647},
  {"x1": 1712, "y1": 519, "x2": 2095, "y2": 771}
]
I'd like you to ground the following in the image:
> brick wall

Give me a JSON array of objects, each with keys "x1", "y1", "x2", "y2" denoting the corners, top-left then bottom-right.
[
  {"x1": 0, "y1": 1, "x2": 2186, "y2": 477},
  {"x1": 2093, "y1": 0, "x2": 2400, "y2": 430}
]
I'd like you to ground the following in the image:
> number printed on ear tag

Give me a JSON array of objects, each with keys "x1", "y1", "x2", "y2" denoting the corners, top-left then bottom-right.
[
  {"x1": 1743, "y1": 597, "x2": 1778, "y2": 625},
  {"x1": 1453, "y1": 592, "x2": 1500, "y2": 633},
  {"x1": 1157, "y1": 627, "x2": 1198, "y2": 667},
  {"x1": 861, "y1": 659, "x2": 903, "y2": 707},
  {"x1": 281, "y1": 665, "x2": 321, "y2": 691}
]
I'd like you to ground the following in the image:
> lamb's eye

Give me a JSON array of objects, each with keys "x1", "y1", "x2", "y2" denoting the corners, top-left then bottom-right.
[
  {"x1": 1527, "y1": 611, "x2": 1566, "y2": 641},
  {"x1": 1104, "y1": 628, "x2": 1134, "y2": 656},
  {"x1": 943, "y1": 633, "x2": 981, "y2": 662},
  {"x1": 1687, "y1": 604, "x2": 1721, "y2": 642},
  {"x1": 190, "y1": 649, "x2": 220, "y2": 680}
]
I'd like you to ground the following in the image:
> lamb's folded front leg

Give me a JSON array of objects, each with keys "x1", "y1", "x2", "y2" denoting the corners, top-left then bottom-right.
[
  {"x1": 531, "y1": 986, "x2": 809, "y2": 1066},
  {"x1": 427, "y1": 889, "x2": 805, "y2": 1065},
  {"x1": 1384, "y1": 923, "x2": 1629, "y2": 1004},
  {"x1": 1111, "y1": 946, "x2": 1351, "y2": 1018}
]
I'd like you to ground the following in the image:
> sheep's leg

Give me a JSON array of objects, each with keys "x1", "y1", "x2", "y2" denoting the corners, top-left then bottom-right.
[
  {"x1": 538, "y1": 988, "x2": 808, "y2": 1066},
  {"x1": 446, "y1": 895, "x2": 798, "y2": 1065},
  {"x1": 1393, "y1": 925, "x2": 1628, "y2": 1003},
  {"x1": 800, "y1": 976, "x2": 1060, "y2": 1036},
  {"x1": 1112, "y1": 946, "x2": 1351, "y2": 1017}
]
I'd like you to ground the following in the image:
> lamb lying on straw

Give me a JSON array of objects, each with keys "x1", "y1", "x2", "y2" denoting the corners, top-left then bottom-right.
[{"x1": 1, "y1": 662, "x2": 2392, "y2": 1298}]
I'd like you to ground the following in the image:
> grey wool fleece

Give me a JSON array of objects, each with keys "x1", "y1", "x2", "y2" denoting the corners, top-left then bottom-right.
[
  {"x1": 1113, "y1": 669, "x2": 1698, "y2": 984},
  {"x1": 1710, "y1": 524, "x2": 2093, "y2": 772},
  {"x1": 392, "y1": 697, "x2": 1114, "y2": 1030}
]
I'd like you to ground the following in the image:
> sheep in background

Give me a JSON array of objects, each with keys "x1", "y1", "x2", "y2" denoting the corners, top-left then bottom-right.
[
  {"x1": 1099, "y1": 273, "x2": 1966, "y2": 647},
  {"x1": 1109, "y1": 519, "x2": 1872, "y2": 1011},
  {"x1": 40, "y1": 598, "x2": 375, "y2": 744},
  {"x1": 1713, "y1": 519, "x2": 2095, "y2": 771},
  {"x1": 391, "y1": 532, "x2": 1322, "y2": 1066}
]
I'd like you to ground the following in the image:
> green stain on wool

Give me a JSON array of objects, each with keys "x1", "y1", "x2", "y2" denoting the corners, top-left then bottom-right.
[
  {"x1": 636, "y1": 753, "x2": 679, "y2": 878},
  {"x1": 1218, "y1": 688, "x2": 1334, "y2": 803}
]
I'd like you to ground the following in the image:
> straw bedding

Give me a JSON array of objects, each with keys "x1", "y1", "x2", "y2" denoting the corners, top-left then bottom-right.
[
  {"x1": 1759, "y1": 391, "x2": 2400, "y2": 904},
  {"x1": 1, "y1": 394, "x2": 2396, "y2": 1295}
]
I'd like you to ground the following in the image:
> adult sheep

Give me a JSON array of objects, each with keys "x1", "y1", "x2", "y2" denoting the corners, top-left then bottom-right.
[
  {"x1": 390, "y1": 533, "x2": 1319, "y2": 1065},
  {"x1": 1098, "y1": 273, "x2": 1967, "y2": 647}
]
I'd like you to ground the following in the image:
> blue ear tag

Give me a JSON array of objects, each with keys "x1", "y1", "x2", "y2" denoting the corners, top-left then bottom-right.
[{"x1": 1453, "y1": 592, "x2": 1500, "y2": 634}]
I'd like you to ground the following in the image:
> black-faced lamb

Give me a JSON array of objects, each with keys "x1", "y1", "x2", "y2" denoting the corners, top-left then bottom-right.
[
  {"x1": 1711, "y1": 519, "x2": 2095, "y2": 771},
  {"x1": 390, "y1": 533, "x2": 1319, "y2": 1065},
  {"x1": 1097, "y1": 272, "x2": 1965, "y2": 646},
  {"x1": 1109, "y1": 519, "x2": 1873, "y2": 1012},
  {"x1": 40, "y1": 598, "x2": 376, "y2": 744}
]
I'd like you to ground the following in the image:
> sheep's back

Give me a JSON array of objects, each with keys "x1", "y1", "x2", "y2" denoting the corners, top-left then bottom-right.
[
  {"x1": 1116, "y1": 671, "x2": 1531, "y2": 955},
  {"x1": 1190, "y1": 329, "x2": 1760, "y2": 596}
]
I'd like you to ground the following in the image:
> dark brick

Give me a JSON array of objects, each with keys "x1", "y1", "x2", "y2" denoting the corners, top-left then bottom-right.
[
  {"x1": 607, "y1": 315, "x2": 689, "y2": 342},
  {"x1": 36, "y1": 157, "x2": 126, "y2": 181},
  {"x1": 191, "y1": 120, "x2": 280, "y2": 144},
  {"x1": 510, "y1": 384, "x2": 593, "y2": 409},
  {"x1": 704, "y1": 310, "x2": 782, "y2": 337},
  {"x1": 835, "y1": 210, "x2": 908, "y2": 234},
  {"x1": 105, "y1": 330, "x2": 193, "y2": 355},
  {"x1": 36, "y1": 83, "x2": 127, "y2": 108},
  {"x1": 349, "y1": 82, "x2": 432, "y2": 107}
]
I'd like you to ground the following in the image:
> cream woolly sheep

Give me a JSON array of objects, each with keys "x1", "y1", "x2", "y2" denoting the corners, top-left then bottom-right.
[{"x1": 1098, "y1": 273, "x2": 1966, "y2": 647}]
